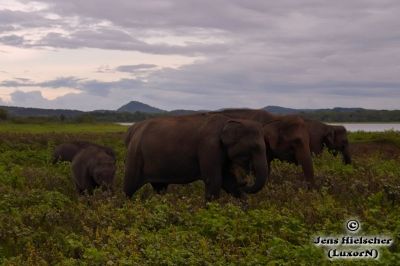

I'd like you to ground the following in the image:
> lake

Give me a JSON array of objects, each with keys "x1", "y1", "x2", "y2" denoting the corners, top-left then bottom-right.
[
  {"x1": 118, "y1": 122, "x2": 135, "y2": 126},
  {"x1": 117, "y1": 122, "x2": 400, "y2": 132},
  {"x1": 328, "y1": 123, "x2": 400, "y2": 132}
]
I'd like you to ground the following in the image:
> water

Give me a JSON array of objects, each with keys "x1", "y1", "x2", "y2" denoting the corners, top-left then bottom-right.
[
  {"x1": 328, "y1": 123, "x2": 400, "y2": 132},
  {"x1": 117, "y1": 122, "x2": 400, "y2": 132},
  {"x1": 117, "y1": 122, "x2": 134, "y2": 126}
]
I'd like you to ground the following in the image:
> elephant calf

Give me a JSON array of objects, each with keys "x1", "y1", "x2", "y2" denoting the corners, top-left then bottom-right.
[
  {"x1": 72, "y1": 146, "x2": 116, "y2": 194},
  {"x1": 53, "y1": 141, "x2": 116, "y2": 164}
]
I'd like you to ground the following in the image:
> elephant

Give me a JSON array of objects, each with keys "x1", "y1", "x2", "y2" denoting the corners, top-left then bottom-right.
[
  {"x1": 126, "y1": 122, "x2": 173, "y2": 194},
  {"x1": 52, "y1": 141, "x2": 116, "y2": 164},
  {"x1": 71, "y1": 146, "x2": 116, "y2": 194},
  {"x1": 304, "y1": 119, "x2": 351, "y2": 164},
  {"x1": 213, "y1": 109, "x2": 315, "y2": 188},
  {"x1": 125, "y1": 121, "x2": 144, "y2": 147},
  {"x1": 124, "y1": 113, "x2": 268, "y2": 201}
]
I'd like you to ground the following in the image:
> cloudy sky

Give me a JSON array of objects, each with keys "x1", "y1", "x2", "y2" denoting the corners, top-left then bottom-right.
[{"x1": 0, "y1": 0, "x2": 399, "y2": 111}]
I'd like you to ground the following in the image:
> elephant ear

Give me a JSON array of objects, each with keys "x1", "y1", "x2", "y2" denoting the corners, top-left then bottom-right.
[
  {"x1": 220, "y1": 120, "x2": 245, "y2": 145},
  {"x1": 263, "y1": 124, "x2": 279, "y2": 150}
]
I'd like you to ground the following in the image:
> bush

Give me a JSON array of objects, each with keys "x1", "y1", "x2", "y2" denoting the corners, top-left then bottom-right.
[{"x1": 0, "y1": 128, "x2": 399, "y2": 264}]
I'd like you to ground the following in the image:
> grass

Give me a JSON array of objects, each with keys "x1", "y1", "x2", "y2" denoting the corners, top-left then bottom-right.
[
  {"x1": 0, "y1": 122, "x2": 128, "y2": 134},
  {"x1": 349, "y1": 130, "x2": 400, "y2": 147},
  {"x1": 0, "y1": 126, "x2": 399, "y2": 265}
]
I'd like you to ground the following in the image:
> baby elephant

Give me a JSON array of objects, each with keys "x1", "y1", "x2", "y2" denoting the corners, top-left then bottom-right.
[
  {"x1": 53, "y1": 141, "x2": 115, "y2": 164},
  {"x1": 72, "y1": 146, "x2": 116, "y2": 194}
]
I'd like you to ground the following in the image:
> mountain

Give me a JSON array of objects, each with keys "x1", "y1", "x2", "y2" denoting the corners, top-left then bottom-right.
[{"x1": 117, "y1": 101, "x2": 166, "y2": 113}]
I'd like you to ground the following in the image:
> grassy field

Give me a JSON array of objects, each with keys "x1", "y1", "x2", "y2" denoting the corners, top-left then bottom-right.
[
  {"x1": 0, "y1": 122, "x2": 127, "y2": 134},
  {"x1": 0, "y1": 124, "x2": 400, "y2": 265}
]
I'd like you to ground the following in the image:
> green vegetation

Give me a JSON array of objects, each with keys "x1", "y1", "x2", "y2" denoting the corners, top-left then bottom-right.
[
  {"x1": 3, "y1": 104, "x2": 400, "y2": 123},
  {"x1": 349, "y1": 130, "x2": 400, "y2": 147},
  {"x1": 0, "y1": 109, "x2": 8, "y2": 121},
  {"x1": 0, "y1": 126, "x2": 400, "y2": 265},
  {"x1": 0, "y1": 122, "x2": 127, "y2": 134}
]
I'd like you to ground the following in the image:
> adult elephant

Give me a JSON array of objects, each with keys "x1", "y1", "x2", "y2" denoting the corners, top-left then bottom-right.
[
  {"x1": 305, "y1": 119, "x2": 351, "y2": 164},
  {"x1": 125, "y1": 121, "x2": 144, "y2": 147},
  {"x1": 124, "y1": 113, "x2": 268, "y2": 201},
  {"x1": 125, "y1": 121, "x2": 169, "y2": 194},
  {"x1": 214, "y1": 109, "x2": 315, "y2": 188}
]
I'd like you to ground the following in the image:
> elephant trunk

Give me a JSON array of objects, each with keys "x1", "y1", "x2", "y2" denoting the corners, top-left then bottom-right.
[
  {"x1": 243, "y1": 151, "x2": 268, "y2": 194},
  {"x1": 295, "y1": 145, "x2": 315, "y2": 188},
  {"x1": 341, "y1": 146, "x2": 352, "y2": 164}
]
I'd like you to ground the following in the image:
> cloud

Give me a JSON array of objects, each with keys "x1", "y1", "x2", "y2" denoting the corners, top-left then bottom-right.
[
  {"x1": 1, "y1": 77, "x2": 81, "y2": 88},
  {"x1": 0, "y1": 35, "x2": 25, "y2": 45},
  {"x1": 38, "y1": 77, "x2": 82, "y2": 88},
  {"x1": 0, "y1": 9, "x2": 50, "y2": 27},
  {"x1": 1, "y1": 76, "x2": 144, "y2": 97},
  {"x1": 115, "y1": 64, "x2": 157, "y2": 73},
  {"x1": 10, "y1": 90, "x2": 48, "y2": 105},
  {"x1": 0, "y1": 0, "x2": 399, "y2": 109},
  {"x1": 31, "y1": 29, "x2": 226, "y2": 55},
  {"x1": 6, "y1": 88, "x2": 150, "y2": 111}
]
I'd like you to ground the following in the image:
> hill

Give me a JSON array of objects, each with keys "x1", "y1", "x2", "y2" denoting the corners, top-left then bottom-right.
[{"x1": 117, "y1": 101, "x2": 166, "y2": 113}]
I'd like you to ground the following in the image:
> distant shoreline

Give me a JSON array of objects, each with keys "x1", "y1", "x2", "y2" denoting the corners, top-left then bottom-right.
[{"x1": 115, "y1": 122, "x2": 400, "y2": 132}]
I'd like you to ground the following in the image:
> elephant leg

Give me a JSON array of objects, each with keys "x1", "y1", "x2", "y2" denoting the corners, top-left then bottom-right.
[
  {"x1": 198, "y1": 141, "x2": 223, "y2": 201},
  {"x1": 72, "y1": 161, "x2": 92, "y2": 195},
  {"x1": 222, "y1": 172, "x2": 249, "y2": 211},
  {"x1": 76, "y1": 186, "x2": 85, "y2": 195},
  {"x1": 123, "y1": 170, "x2": 145, "y2": 197},
  {"x1": 75, "y1": 179, "x2": 95, "y2": 195},
  {"x1": 124, "y1": 176, "x2": 145, "y2": 198},
  {"x1": 124, "y1": 146, "x2": 146, "y2": 197},
  {"x1": 84, "y1": 174, "x2": 99, "y2": 195},
  {"x1": 268, "y1": 160, "x2": 271, "y2": 176},
  {"x1": 123, "y1": 162, "x2": 146, "y2": 197},
  {"x1": 222, "y1": 173, "x2": 245, "y2": 199},
  {"x1": 201, "y1": 164, "x2": 223, "y2": 201},
  {"x1": 204, "y1": 179, "x2": 222, "y2": 201},
  {"x1": 264, "y1": 159, "x2": 271, "y2": 183},
  {"x1": 151, "y1": 183, "x2": 168, "y2": 194}
]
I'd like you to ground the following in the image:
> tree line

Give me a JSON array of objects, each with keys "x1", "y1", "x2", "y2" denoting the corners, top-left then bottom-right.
[{"x1": 0, "y1": 108, "x2": 399, "y2": 123}]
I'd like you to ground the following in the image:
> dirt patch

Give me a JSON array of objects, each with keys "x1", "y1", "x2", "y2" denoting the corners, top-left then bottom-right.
[{"x1": 350, "y1": 141, "x2": 400, "y2": 159}]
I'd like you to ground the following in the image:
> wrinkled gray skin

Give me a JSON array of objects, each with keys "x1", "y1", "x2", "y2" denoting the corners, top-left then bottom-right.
[
  {"x1": 53, "y1": 141, "x2": 116, "y2": 164},
  {"x1": 305, "y1": 119, "x2": 351, "y2": 164},
  {"x1": 72, "y1": 146, "x2": 116, "y2": 195},
  {"x1": 124, "y1": 113, "x2": 268, "y2": 201}
]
